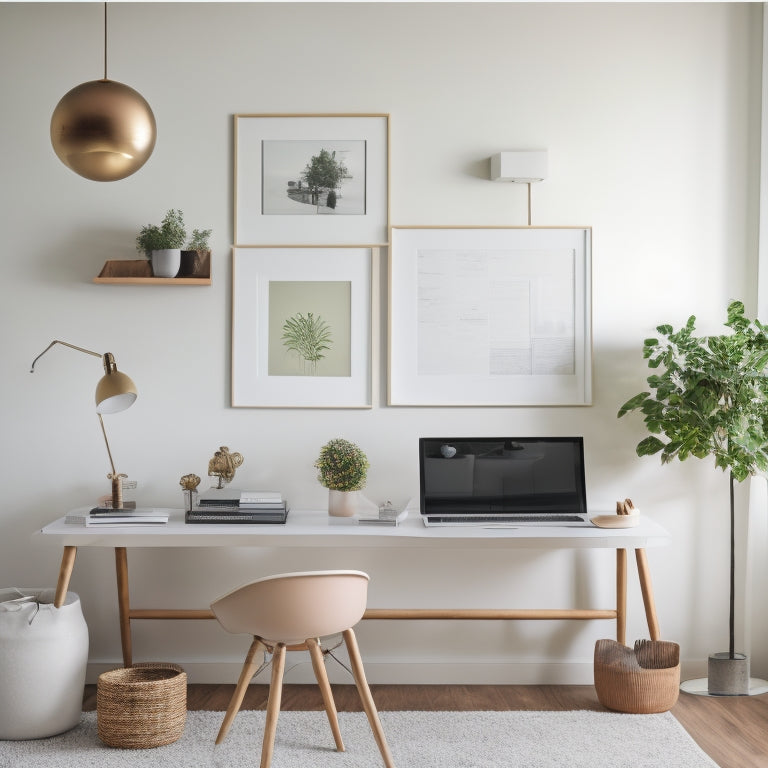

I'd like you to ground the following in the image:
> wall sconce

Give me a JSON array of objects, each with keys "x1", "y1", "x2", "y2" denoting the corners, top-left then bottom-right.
[
  {"x1": 30, "y1": 340, "x2": 138, "y2": 508},
  {"x1": 490, "y1": 150, "x2": 548, "y2": 225},
  {"x1": 50, "y1": 3, "x2": 156, "y2": 182}
]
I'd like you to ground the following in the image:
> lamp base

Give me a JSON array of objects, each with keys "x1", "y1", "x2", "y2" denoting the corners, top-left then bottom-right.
[{"x1": 707, "y1": 652, "x2": 750, "y2": 695}]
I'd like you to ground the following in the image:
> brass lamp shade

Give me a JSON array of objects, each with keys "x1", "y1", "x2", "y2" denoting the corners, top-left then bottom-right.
[
  {"x1": 50, "y1": 78, "x2": 156, "y2": 181},
  {"x1": 96, "y1": 372, "x2": 137, "y2": 414}
]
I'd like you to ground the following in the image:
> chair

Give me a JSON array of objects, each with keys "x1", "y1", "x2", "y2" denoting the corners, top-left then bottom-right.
[{"x1": 210, "y1": 570, "x2": 394, "y2": 768}]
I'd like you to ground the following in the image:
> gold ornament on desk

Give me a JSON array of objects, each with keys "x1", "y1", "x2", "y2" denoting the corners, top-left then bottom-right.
[
  {"x1": 179, "y1": 474, "x2": 201, "y2": 491},
  {"x1": 208, "y1": 447, "x2": 244, "y2": 488}
]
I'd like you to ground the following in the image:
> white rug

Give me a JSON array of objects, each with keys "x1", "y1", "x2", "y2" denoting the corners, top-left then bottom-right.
[{"x1": 0, "y1": 710, "x2": 719, "y2": 768}]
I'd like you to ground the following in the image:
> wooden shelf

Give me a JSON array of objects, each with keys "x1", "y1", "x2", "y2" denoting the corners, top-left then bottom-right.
[{"x1": 93, "y1": 258, "x2": 211, "y2": 285}]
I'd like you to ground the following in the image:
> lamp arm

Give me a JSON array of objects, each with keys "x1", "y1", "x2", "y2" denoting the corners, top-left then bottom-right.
[{"x1": 30, "y1": 339, "x2": 102, "y2": 373}]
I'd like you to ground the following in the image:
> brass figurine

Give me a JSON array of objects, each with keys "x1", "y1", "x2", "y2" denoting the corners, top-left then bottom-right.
[
  {"x1": 179, "y1": 474, "x2": 201, "y2": 491},
  {"x1": 208, "y1": 447, "x2": 244, "y2": 488}
]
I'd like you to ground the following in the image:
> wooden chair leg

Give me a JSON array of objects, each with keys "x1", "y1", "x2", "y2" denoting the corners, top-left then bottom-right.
[
  {"x1": 307, "y1": 637, "x2": 345, "y2": 752},
  {"x1": 343, "y1": 628, "x2": 395, "y2": 768},
  {"x1": 216, "y1": 638, "x2": 265, "y2": 745},
  {"x1": 260, "y1": 643, "x2": 286, "y2": 768}
]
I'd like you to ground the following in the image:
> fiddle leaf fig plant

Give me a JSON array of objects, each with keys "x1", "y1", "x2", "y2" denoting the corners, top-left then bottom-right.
[{"x1": 618, "y1": 300, "x2": 768, "y2": 659}]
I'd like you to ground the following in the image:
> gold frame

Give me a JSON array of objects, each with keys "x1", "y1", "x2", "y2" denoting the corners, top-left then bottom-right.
[
  {"x1": 233, "y1": 113, "x2": 390, "y2": 246},
  {"x1": 231, "y1": 245, "x2": 378, "y2": 409},
  {"x1": 388, "y1": 225, "x2": 593, "y2": 407}
]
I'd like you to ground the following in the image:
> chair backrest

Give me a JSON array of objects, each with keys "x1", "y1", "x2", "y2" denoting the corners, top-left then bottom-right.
[{"x1": 210, "y1": 570, "x2": 370, "y2": 645}]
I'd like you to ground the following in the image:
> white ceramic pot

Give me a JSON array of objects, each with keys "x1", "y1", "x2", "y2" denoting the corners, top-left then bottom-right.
[
  {"x1": 328, "y1": 489, "x2": 358, "y2": 517},
  {"x1": 151, "y1": 248, "x2": 181, "y2": 278},
  {"x1": 0, "y1": 588, "x2": 89, "y2": 739}
]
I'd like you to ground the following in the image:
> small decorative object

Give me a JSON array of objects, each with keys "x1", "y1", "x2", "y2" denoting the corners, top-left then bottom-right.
[
  {"x1": 591, "y1": 498, "x2": 640, "y2": 528},
  {"x1": 179, "y1": 227, "x2": 213, "y2": 278},
  {"x1": 180, "y1": 474, "x2": 201, "y2": 512},
  {"x1": 440, "y1": 444, "x2": 457, "y2": 458},
  {"x1": 618, "y1": 301, "x2": 768, "y2": 695},
  {"x1": 315, "y1": 438, "x2": 370, "y2": 517},
  {"x1": 207, "y1": 446, "x2": 244, "y2": 488},
  {"x1": 96, "y1": 662, "x2": 187, "y2": 748},
  {"x1": 135, "y1": 209, "x2": 187, "y2": 278},
  {"x1": 593, "y1": 638, "x2": 680, "y2": 714}
]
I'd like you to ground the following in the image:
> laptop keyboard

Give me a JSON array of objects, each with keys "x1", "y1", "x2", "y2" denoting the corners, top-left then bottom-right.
[{"x1": 426, "y1": 514, "x2": 585, "y2": 524}]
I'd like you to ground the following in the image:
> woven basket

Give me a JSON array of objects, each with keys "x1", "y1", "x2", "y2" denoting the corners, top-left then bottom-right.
[
  {"x1": 594, "y1": 638, "x2": 680, "y2": 714},
  {"x1": 97, "y1": 662, "x2": 187, "y2": 748}
]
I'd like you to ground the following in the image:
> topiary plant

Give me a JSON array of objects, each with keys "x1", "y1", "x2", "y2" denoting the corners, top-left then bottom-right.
[{"x1": 314, "y1": 438, "x2": 369, "y2": 492}]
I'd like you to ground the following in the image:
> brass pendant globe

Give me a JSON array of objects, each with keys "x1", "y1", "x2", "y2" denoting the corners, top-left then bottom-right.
[{"x1": 50, "y1": 78, "x2": 156, "y2": 182}]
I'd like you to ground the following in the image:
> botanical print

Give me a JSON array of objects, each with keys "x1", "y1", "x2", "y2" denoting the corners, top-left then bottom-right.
[
  {"x1": 261, "y1": 140, "x2": 366, "y2": 215},
  {"x1": 267, "y1": 280, "x2": 352, "y2": 377},
  {"x1": 281, "y1": 312, "x2": 333, "y2": 376}
]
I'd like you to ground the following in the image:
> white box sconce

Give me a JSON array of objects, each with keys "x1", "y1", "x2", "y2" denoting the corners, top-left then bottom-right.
[{"x1": 490, "y1": 150, "x2": 548, "y2": 183}]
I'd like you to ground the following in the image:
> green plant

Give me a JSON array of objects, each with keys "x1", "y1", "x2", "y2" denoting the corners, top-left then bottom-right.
[
  {"x1": 281, "y1": 312, "x2": 332, "y2": 375},
  {"x1": 186, "y1": 228, "x2": 212, "y2": 252},
  {"x1": 618, "y1": 300, "x2": 768, "y2": 659},
  {"x1": 315, "y1": 438, "x2": 369, "y2": 491},
  {"x1": 135, "y1": 209, "x2": 187, "y2": 257}
]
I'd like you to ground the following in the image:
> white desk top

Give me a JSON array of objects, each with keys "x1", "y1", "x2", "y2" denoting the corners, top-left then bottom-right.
[{"x1": 38, "y1": 509, "x2": 670, "y2": 550}]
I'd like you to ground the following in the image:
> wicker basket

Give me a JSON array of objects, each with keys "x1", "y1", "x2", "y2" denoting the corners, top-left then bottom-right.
[
  {"x1": 97, "y1": 662, "x2": 187, "y2": 748},
  {"x1": 594, "y1": 638, "x2": 680, "y2": 714}
]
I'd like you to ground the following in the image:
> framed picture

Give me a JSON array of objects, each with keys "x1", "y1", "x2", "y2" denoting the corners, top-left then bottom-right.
[
  {"x1": 388, "y1": 226, "x2": 592, "y2": 406},
  {"x1": 232, "y1": 246, "x2": 373, "y2": 408},
  {"x1": 234, "y1": 114, "x2": 389, "y2": 246}
]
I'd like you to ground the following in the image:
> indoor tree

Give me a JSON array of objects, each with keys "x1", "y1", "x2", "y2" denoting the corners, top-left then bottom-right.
[{"x1": 617, "y1": 300, "x2": 768, "y2": 689}]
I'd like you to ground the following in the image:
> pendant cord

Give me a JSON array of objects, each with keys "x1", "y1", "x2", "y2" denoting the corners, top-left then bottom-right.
[{"x1": 103, "y1": 2, "x2": 108, "y2": 80}]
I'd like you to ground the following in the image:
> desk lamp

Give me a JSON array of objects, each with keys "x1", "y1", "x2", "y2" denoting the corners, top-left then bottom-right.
[{"x1": 30, "y1": 340, "x2": 137, "y2": 508}]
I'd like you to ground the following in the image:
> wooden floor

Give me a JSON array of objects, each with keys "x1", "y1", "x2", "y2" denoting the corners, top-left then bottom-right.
[{"x1": 82, "y1": 683, "x2": 768, "y2": 768}]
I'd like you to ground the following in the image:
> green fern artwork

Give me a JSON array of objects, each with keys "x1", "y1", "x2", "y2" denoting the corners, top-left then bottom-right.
[{"x1": 281, "y1": 312, "x2": 333, "y2": 376}]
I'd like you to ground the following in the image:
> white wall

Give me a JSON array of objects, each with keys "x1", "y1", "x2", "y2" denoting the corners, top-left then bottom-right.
[{"x1": 0, "y1": 2, "x2": 763, "y2": 684}]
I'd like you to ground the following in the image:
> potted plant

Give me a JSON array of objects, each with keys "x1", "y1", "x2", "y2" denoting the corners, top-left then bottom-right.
[
  {"x1": 135, "y1": 209, "x2": 187, "y2": 277},
  {"x1": 618, "y1": 300, "x2": 768, "y2": 694},
  {"x1": 314, "y1": 438, "x2": 370, "y2": 517},
  {"x1": 180, "y1": 227, "x2": 212, "y2": 278}
]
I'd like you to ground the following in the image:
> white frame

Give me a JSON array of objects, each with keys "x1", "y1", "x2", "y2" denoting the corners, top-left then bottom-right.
[
  {"x1": 234, "y1": 114, "x2": 389, "y2": 246},
  {"x1": 232, "y1": 246, "x2": 373, "y2": 408},
  {"x1": 388, "y1": 226, "x2": 592, "y2": 406}
]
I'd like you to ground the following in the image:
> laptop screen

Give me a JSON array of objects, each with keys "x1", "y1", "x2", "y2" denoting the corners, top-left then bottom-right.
[{"x1": 419, "y1": 437, "x2": 587, "y2": 518}]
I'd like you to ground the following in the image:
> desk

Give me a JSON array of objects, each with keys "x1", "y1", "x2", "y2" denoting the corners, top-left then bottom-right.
[{"x1": 39, "y1": 510, "x2": 670, "y2": 668}]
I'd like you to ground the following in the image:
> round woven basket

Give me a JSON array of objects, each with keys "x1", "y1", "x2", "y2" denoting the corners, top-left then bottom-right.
[
  {"x1": 97, "y1": 662, "x2": 187, "y2": 748},
  {"x1": 594, "y1": 639, "x2": 680, "y2": 714}
]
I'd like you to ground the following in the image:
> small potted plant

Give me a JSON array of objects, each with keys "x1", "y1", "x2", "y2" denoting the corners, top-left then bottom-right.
[
  {"x1": 135, "y1": 209, "x2": 187, "y2": 277},
  {"x1": 180, "y1": 227, "x2": 212, "y2": 278},
  {"x1": 314, "y1": 438, "x2": 370, "y2": 517}
]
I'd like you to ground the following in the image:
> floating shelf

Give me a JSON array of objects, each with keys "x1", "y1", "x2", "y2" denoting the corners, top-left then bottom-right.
[{"x1": 93, "y1": 258, "x2": 211, "y2": 285}]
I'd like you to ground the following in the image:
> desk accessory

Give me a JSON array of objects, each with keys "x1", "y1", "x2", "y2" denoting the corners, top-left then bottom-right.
[
  {"x1": 207, "y1": 446, "x2": 244, "y2": 488},
  {"x1": 30, "y1": 339, "x2": 137, "y2": 509}
]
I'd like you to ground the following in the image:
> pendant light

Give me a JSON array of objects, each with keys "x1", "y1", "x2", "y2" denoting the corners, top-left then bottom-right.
[{"x1": 50, "y1": 3, "x2": 156, "y2": 182}]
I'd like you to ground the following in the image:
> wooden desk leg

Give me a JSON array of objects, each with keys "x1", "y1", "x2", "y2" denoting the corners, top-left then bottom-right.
[
  {"x1": 635, "y1": 548, "x2": 661, "y2": 641},
  {"x1": 616, "y1": 548, "x2": 627, "y2": 646},
  {"x1": 54, "y1": 546, "x2": 77, "y2": 608},
  {"x1": 115, "y1": 547, "x2": 132, "y2": 667}
]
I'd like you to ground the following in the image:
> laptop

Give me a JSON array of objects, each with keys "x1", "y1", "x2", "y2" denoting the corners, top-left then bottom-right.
[{"x1": 419, "y1": 437, "x2": 592, "y2": 527}]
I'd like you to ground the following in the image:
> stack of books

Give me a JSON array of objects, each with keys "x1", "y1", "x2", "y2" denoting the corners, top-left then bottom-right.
[
  {"x1": 186, "y1": 489, "x2": 288, "y2": 524},
  {"x1": 65, "y1": 507, "x2": 170, "y2": 526}
]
